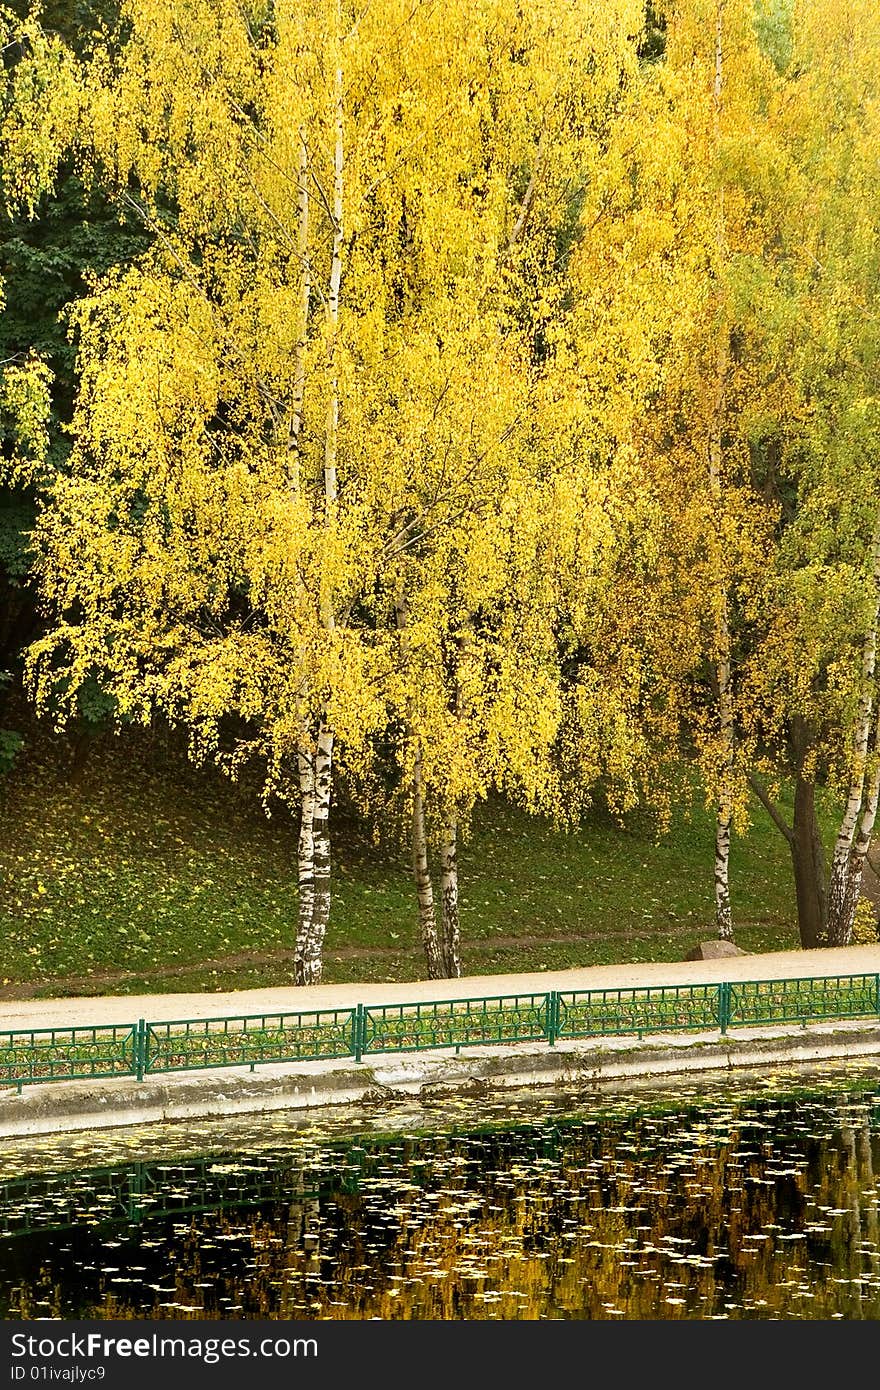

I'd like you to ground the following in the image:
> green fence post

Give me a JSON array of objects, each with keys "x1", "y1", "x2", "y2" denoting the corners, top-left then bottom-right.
[
  {"x1": 135, "y1": 1019, "x2": 146, "y2": 1082},
  {"x1": 546, "y1": 993, "x2": 557, "y2": 1047},
  {"x1": 718, "y1": 984, "x2": 731, "y2": 1035},
  {"x1": 353, "y1": 1004, "x2": 365, "y2": 1063}
]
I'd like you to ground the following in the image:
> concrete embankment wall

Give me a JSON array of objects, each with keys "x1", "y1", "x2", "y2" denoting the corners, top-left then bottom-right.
[{"x1": 2, "y1": 1019, "x2": 879, "y2": 1139}]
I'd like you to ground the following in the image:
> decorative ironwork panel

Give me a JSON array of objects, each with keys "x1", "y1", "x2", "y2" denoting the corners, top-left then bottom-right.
[
  {"x1": 557, "y1": 984, "x2": 722, "y2": 1039},
  {"x1": 729, "y1": 974, "x2": 880, "y2": 1027},
  {"x1": 362, "y1": 993, "x2": 552, "y2": 1055},
  {"x1": 143, "y1": 1009, "x2": 358, "y2": 1074},
  {"x1": 0, "y1": 1024, "x2": 138, "y2": 1089}
]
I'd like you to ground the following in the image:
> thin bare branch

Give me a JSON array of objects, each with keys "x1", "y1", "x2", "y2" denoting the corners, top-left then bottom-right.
[{"x1": 747, "y1": 771, "x2": 795, "y2": 846}]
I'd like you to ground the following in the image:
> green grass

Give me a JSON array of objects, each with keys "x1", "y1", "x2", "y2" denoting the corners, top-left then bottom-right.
[{"x1": 0, "y1": 729, "x2": 841, "y2": 998}]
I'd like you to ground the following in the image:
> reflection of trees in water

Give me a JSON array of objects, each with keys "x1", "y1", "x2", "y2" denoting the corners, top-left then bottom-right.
[
  {"x1": 861, "y1": 1125, "x2": 880, "y2": 1282},
  {"x1": 2, "y1": 1092, "x2": 880, "y2": 1320}
]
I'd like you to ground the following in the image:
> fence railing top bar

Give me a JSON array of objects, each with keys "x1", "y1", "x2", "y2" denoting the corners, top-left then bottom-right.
[
  {"x1": 0, "y1": 1022, "x2": 138, "y2": 1042},
  {"x1": 559, "y1": 970, "x2": 879, "y2": 999},
  {"x1": 365, "y1": 992, "x2": 551, "y2": 1012},
  {"x1": 147, "y1": 1006, "x2": 358, "y2": 1030},
  {"x1": 560, "y1": 981, "x2": 719, "y2": 998},
  {"x1": 728, "y1": 971, "x2": 878, "y2": 988}
]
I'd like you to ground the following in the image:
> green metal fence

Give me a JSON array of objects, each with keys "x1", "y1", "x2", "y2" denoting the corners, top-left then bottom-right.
[
  {"x1": 361, "y1": 992, "x2": 552, "y2": 1056},
  {"x1": 557, "y1": 982, "x2": 724, "y2": 1040},
  {"x1": 729, "y1": 973, "x2": 880, "y2": 1028},
  {"x1": 142, "y1": 1008, "x2": 360, "y2": 1075},
  {"x1": 0, "y1": 1023, "x2": 139, "y2": 1093},
  {"x1": 1, "y1": 970, "x2": 879, "y2": 1090}
]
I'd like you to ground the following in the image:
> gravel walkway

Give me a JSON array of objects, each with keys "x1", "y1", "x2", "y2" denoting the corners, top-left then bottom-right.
[{"x1": 1, "y1": 943, "x2": 879, "y2": 1032}]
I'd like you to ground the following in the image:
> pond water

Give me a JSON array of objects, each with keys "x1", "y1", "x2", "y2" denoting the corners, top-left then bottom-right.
[{"x1": 1, "y1": 1064, "x2": 879, "y2": 1320}]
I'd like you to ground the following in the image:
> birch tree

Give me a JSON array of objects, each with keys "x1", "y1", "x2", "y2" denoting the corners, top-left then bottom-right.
[
  {"x1": 0, "y1": 0, "x2": 78, "y2": 485},
  {"x1": 26, "y1": 0, "x2": 644, "y2": 983},
  {"x1": 725, "y1": 0, "x2": 880, "y2": 947},
  {"x1": 0, "y1": 3, "x2": 81, "y2": 770},
  {"x1": 366, "y1": 0, "x2": 645, "y2": 978},
  {"x1": 30, "y1": 0, "x2": 497, "y2": 982},
  {"x1": 566, "y1": 0, "x2": 779, "y2": 940}
]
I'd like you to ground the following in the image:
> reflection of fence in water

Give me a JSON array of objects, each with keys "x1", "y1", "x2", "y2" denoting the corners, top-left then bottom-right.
[
  {"x1": 0, "y1": 1155, "x2": 324, "y2": 1239},
  {"x1": 1, "y1": 1093, "x2": 879, "y2": 1248}
]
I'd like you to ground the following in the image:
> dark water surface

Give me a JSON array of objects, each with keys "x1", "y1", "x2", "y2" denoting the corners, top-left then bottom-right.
[{"x1": 2, "y1": 1064, "x2": 879, "y2": 1319}]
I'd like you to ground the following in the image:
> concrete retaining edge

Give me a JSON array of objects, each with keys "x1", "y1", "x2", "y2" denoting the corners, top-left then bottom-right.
[{"x1": 2, "y1": 1019, "x2": 879, "y2": 1139}]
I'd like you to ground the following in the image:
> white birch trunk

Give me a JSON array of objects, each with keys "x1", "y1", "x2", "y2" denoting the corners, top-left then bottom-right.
[
  {"x1": 714, "y1": 589, "x2": 734, "y2": 942},
  {"x1": 294, "y1": 743, "x2": 316, "y2": 976},
  {"x1": 289, "y1": 128, "x2": 310, "y2": 489},
  {"x1": 440, "y1": 818, "x2": 461, "y2": 978},
  {"x1": 710, "y1": 3, "x2": 733, "y2": 943},
  {"x1": 298, "y1": 723, "x2": 333, "y2": 984},
  {"x1": 412, "y1": 742, "x2": 444, "y2": 979},
  {"x1": 395, "y1": 588, "x2": 444, "y2": 978},
  {"x1": 846, "y1": 763, "x2": 880, "y2": 925},
  {"x1": 714, "y1": 786, "x2": 733, "y2": 939},
  {"x1": 290, "y1": 135, "x2": 316, "y2": 969},
  {"x1": 296, "y1": 65, "x2": 344, "y2": 983},
  {"x1": 827, "y1": 517, "x2": 880, "y2": 945},
  {"x1": 828, "y1": 757, "x2": 880, "y2": 948},
  {"x1": 295, "y1": 728, "x2": 333, "y2": 985},
  {"x1": 709, "y1": 370, "x2": 734, "y2": 941},
  {"x1": 323, "y1": 62, "x2": 343, "y2": 521}
]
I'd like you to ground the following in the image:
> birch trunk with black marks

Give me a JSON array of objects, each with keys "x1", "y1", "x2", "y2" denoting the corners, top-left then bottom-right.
[
  {"x1": 412, "y1": 742, "x2": 445, "y2": 980},
  {"x1": 289, "y1": 128, "x2": 310, "y2": 487},
  {"x1": 295, "y1": 745, "x2": 316, "y2": 965},
  {"x1": 713, "y1": 587, "x2": 734, "y2": 942},
  {"x1": 710, "y1": 4, "x2": 734, "y2": 942},
  {"x1": 290, "y1": 132, "x2": 318, "y2": 975},
  {"x1": 295, "y1": 64, "x2": 343, "y2": 985},
  {"x1": 300, "y1": 723, "x2": 333, "y2": 984},
  {"x1": 440, "y1": 818, "x2": 461, "y2": 978},
  {"x1": 394, "y1": 588, "x2": 445, "y2": 978},
  {"x1": 322, "y1": 62, "x2": 343, "y2": 524},
  {"x1": 829, "y1": 755, "x2": 880, "y2": 948},
  {"x1": 826, "y1": 517, "x2": 880, "y2": 946}
]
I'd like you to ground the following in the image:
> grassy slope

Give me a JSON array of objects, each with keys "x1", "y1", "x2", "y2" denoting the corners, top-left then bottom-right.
[{"x1": 0, "y1": 731, "x2": 829, "y2": 998}]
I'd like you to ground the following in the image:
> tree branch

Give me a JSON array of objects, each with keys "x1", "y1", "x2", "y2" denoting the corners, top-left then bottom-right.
[
  {"x1": 507, "y1": 127, "x2": 546, "y2": 252},
  {"x1": 747, "y1": 771, "x2": 795, "y2": 846}
]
